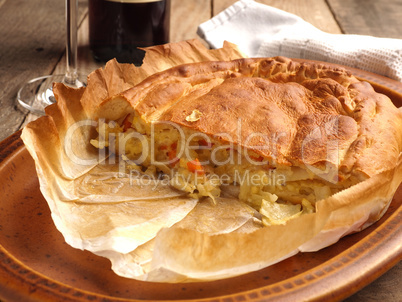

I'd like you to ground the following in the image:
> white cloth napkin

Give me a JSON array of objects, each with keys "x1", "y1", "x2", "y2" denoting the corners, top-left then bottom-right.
[{"x1": 197, "y1": 0, "x2": 402, "y2": 82}]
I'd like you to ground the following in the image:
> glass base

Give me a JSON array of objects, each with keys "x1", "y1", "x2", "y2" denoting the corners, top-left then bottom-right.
[{"x1": 17, "y1": 74, "x2": 86, "y2": 116}]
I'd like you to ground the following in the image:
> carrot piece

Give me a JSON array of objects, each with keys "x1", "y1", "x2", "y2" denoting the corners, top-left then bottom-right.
[
  {"x1": 122, "y1": 114, "x2": 132, "y2": 132},
  {"x1": 250, "y1": 155, "x2": 264, "y2": 162},
  {"x1": 167, "y1": 142, "x2": 179, "y2": 167},
  {"x1": 187, "y1": 158, "x2": 205, "y2": 175},
  {"x1": 198, "y1": 139, "x2": 213, "y2": 148},
  {"x1": 168, "y1": 149, "x2": 177, "y2": 161}
]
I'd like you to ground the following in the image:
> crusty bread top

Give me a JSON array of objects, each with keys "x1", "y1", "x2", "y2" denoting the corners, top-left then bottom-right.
[{"x1": 98, "y1": 57, "x2": 402, "y2": 180}]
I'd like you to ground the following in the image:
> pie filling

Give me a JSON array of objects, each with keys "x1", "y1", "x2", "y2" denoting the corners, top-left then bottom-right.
[{"x1": 90, "y1": 112, "x2": 356, "y2": 226}]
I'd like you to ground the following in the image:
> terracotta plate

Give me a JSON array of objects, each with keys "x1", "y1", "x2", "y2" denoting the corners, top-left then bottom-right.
[{"x1": 0, "y1": 67, "x2": 401, "y2": 302}]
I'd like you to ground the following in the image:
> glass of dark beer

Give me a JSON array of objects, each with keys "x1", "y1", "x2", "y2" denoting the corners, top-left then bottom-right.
[{"x1": 88, "y1": 0, "x2": 171, "y2": 65}]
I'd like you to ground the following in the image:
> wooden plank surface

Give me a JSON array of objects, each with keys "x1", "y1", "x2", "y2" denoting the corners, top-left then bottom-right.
[
  {"x1": 0, "y1": 0, "x2": 88, "y2": 140},
  {"x1": 0, "y1": 0, "x2": 65, "y2": 139},
  {"x1": 327, "y1": 0, "x2": 402, "y2": 38},
  {"x1": 170, "y1": 0, "x2": 211, "y2": 43}
]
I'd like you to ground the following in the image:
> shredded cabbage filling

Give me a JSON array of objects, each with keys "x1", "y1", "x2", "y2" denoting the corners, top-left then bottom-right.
[{"x1": 90, "y1": 113, "x2": 348, "y2": 226}]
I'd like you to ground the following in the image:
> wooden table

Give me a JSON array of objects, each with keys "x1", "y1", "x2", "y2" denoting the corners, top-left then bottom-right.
[{"x1": 0, "y1": 0, "x2": 401, "y2": 301}]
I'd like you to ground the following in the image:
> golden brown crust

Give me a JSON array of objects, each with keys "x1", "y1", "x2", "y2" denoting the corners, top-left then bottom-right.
[{"x1": 98, "y1": 56, "x2": 402, "y2": 181}]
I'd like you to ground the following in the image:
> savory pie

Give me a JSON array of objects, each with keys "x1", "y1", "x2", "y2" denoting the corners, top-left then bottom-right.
[{"x1": 90, "y1": 56, "x2": 402, "y2": 225}]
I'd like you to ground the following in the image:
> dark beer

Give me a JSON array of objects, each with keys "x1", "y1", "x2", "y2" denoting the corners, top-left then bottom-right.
[{"x1": 88, "y1": 0, "x2": 170, "y2": 65}]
